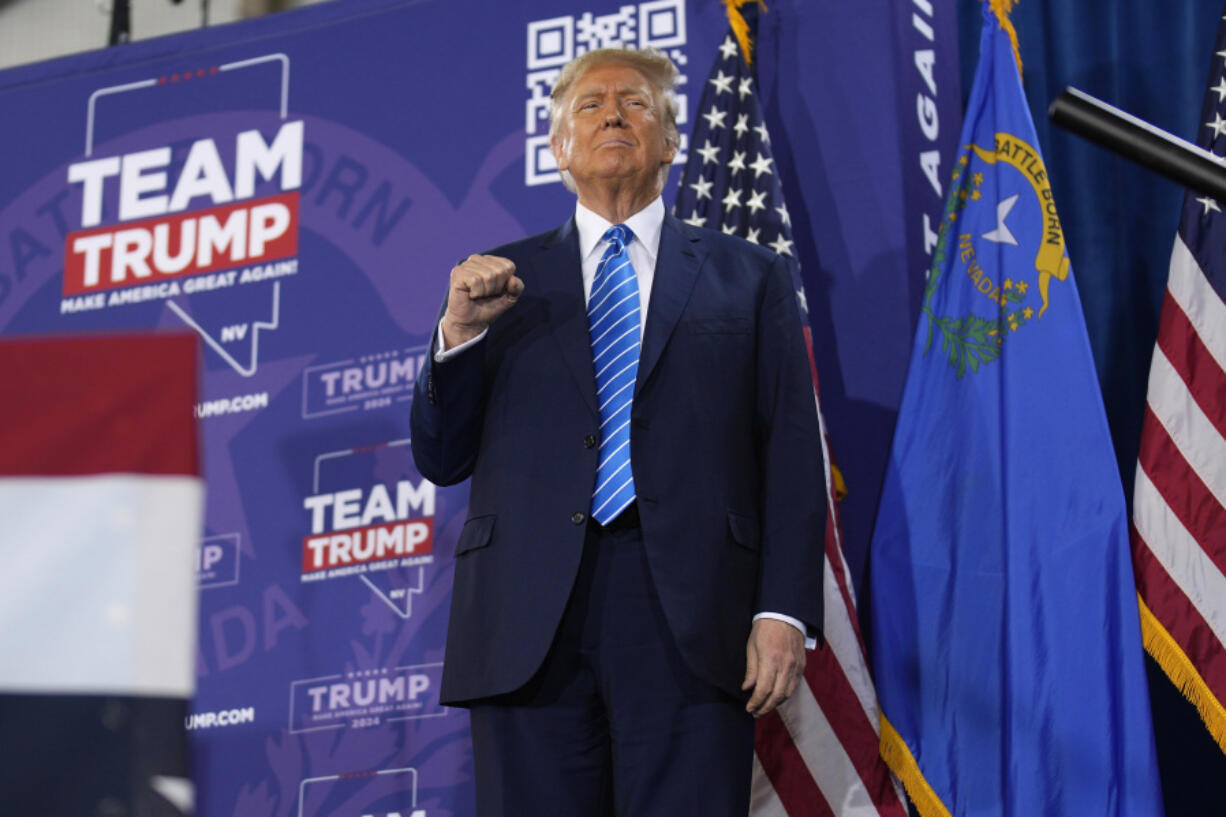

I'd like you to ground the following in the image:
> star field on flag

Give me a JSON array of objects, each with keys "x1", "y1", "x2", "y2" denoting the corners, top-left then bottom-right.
[{"x1": 674, "y1": 35, "x2": 797, "y2": 271}]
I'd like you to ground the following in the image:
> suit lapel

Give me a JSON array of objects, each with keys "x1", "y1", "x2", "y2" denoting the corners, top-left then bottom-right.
[
  {"x1": 529, "y1": 218, "x2": 600, "y2": 419},
  {"x1": 637, "y1": 214, "x2": 705, "y2": 395}
]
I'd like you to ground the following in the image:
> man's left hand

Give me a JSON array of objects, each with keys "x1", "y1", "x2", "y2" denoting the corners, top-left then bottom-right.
[{"x1": 742, "y1": 618, "x2": 806, "y2": 718}]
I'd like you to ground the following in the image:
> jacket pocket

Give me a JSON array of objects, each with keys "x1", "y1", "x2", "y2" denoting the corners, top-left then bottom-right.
[
  {"x1": 727, "y1": 511, "x2": 760, "y2": 551},
  {"x1": 455, "y1": 514, "x2": 496, "y2": 556},
  {"x1": 685, "y1": 317, "x2": 752, "y2": 335}
]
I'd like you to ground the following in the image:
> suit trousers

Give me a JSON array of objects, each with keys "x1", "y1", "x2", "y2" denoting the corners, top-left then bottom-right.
[{"x1": 467, "y1": 518, "x2": 755, "y2": 817}]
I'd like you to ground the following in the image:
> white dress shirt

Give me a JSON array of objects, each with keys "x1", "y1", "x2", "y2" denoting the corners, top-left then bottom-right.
[{"x1": 434, "y1": 197, "x2": 812, "y2": 648}]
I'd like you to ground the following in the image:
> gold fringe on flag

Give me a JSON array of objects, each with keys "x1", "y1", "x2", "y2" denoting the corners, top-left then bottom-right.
[
  {"x1": 830, "y1": 462, "x2": 848, "y2": 502},
  {"x1": 1138, "y1": 595, "x2": 1226, "y2": 754},
  {"x1": 987, "y1": 0, "x2": 1024, "y2": 79},
  {"x1": 878, "y1": 716, "x2": 953, "y2": 817},
  {"x1": 722, "y1": 0, "x2": 767, "y2": 66}
]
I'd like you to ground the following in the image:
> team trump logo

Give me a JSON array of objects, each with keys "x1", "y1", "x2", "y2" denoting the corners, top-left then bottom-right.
[
  {"x1": 301, "y1": 347, "x2": 429, "y2": 419},
  {"x1": 63, "y1": 121, "x2": 303, "y2": 297},
  {"x1": 302, "y1": 440, "x2": 440, "y2": 619},
  {"x1": 289, "y1": 664, "x2": 445, "y2": 733},
  {"x1": 296, "y1": 765, "x2": 430, "y2": 817},
  {"x1": 301, "y1": 479, "x2": 435, "y2": 576},
  {"x1": 922, "y1": 131, "x2": 1071, "y2": 377}
]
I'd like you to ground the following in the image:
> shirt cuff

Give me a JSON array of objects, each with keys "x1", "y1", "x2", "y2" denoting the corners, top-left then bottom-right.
[
  {"x1": 754, "y1": 612, "x2": 818, "y2": 651},
  {"x1": 434, "y1": 322, "x2": 487, "y2": 362}
]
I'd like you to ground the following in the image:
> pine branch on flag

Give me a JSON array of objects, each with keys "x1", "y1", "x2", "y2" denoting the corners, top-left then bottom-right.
[
  {"x1": 675, "y1": 4, "x2": 906, "y2": 814},
  {"x1": 869, "y1": 5, "x2": 1164, "y2": 815},
  {"x1": 1131, "y1": 0, "x2": 1226, "y2": 755}
]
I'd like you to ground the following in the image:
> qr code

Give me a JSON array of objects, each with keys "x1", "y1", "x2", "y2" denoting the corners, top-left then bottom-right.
[{"x1": 524, "y1": 0, "x2": 688, "y2": 186}]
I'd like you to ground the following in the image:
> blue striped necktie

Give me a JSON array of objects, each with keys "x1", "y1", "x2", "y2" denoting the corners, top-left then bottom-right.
[{"x1": 588, "y1": 224, "x2": 641, "y2": 525}]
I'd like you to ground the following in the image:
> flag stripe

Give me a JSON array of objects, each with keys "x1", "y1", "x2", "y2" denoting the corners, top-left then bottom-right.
[
  {"x1": 755, "y1": 709, "x2": 837, "y2": 817},
  {"x1": 820, "y1": 557, "x2": 880, "y2": 731},
  {"x1": 1154, "y1": 289, "x2": 1226, "y2": 438},
  {"x1": 816, "y1": 397, "x2": 864, "y2": 627},
  {"x1": 813, "y1": 323, "x2": 905, "y2": 809},
  {"x1": 813, "y1": 343, "x2": 904, "y2": 813},
  {"x1": 0, "y1": 334, "x2": 199, "y2": 477},
  {"x1": 1131, "y1": 530, "x2": 1226, "y2": 698},
  {"x1": 1138, "y1": 407, "x2": 1226, "y2": 572},
  {"x1": 1145, "y1": 348, "x2": 1226, "y2": 508},
  {"x1": 825, "y1": 499, "x2": 862, "y2": 627},
  {"x1": 0, "y1": 474, "x2": 202, "y2": 697},
  {"x1": 806, "y1": 640, "x2": 902, "y2": 808},
  {"x1": 749, "y1": 755, "x2": 792, "y2": 817},
  {"x1": 779, "y1": 681, "x2": 879, "y2": 814},
  {"x1": 1134, "y1": 465, "x2": 1226, "y2": 653},
  {"x1": 1169, "y1": 236, "x2": 1226, "y2": 371},
  {"x1": 815, "y1": 390, "x2": 876, "y2": 718}
]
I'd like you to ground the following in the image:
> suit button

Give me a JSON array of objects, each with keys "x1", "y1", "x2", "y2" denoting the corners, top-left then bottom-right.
[
  {"x1": 571, "y1": 511, "x2": 586, "y2": 525},
  {"x1": 583, "y1": 434, "x2": 597, "y2": 449}
]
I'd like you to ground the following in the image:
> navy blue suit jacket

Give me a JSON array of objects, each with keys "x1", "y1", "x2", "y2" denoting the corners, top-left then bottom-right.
[{"x1": 411, "y1": 213, "x2": 826, "y2": 706}]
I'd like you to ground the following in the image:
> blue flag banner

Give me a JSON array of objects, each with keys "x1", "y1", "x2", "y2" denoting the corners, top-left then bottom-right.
[{"x1": 869, "y1": 6, "x2": 1165, "y2": 816}]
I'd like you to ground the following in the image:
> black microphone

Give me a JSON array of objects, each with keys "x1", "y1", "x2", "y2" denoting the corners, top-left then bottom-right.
[{"x1": 1049, "y1": 87, "x2": 1226, "y2": 200}]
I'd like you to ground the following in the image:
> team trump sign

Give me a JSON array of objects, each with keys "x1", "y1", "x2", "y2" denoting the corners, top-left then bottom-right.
[{"x1": 63, "y1": 121, "x2": 303, "y2": 296}]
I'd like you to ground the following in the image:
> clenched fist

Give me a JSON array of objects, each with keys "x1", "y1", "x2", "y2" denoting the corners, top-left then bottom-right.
[{"x1": 441, "y1": 255, "x2": 524, "y2": 347}]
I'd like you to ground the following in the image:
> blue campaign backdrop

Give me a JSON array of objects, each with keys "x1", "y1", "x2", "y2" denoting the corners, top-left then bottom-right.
[{"x1": 0, "y1": 1, "x2": 960, "y2": 814}]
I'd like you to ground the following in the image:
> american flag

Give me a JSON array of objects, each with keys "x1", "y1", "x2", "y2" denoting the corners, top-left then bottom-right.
[
  {"x1": 674, "y1": 16, "x2": 908, "y2": 817},
  {"x1": 1130, "y1": 8, "x2": 1226, "y2": 755}
]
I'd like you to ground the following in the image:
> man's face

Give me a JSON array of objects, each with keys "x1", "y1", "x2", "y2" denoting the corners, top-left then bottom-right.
[{"x1": 551, "y1": 62, "x2": 676, "y2": 195}]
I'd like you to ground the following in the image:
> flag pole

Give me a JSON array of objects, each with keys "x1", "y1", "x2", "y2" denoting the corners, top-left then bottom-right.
[{"x1": 1050, "y1": 86, "x2": 1226, "y2": 200}]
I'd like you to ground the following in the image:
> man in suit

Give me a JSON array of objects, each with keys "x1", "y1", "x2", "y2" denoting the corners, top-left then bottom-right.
[{"x1": 411, "y1": 47, "x2": 825, "y2": 817}]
